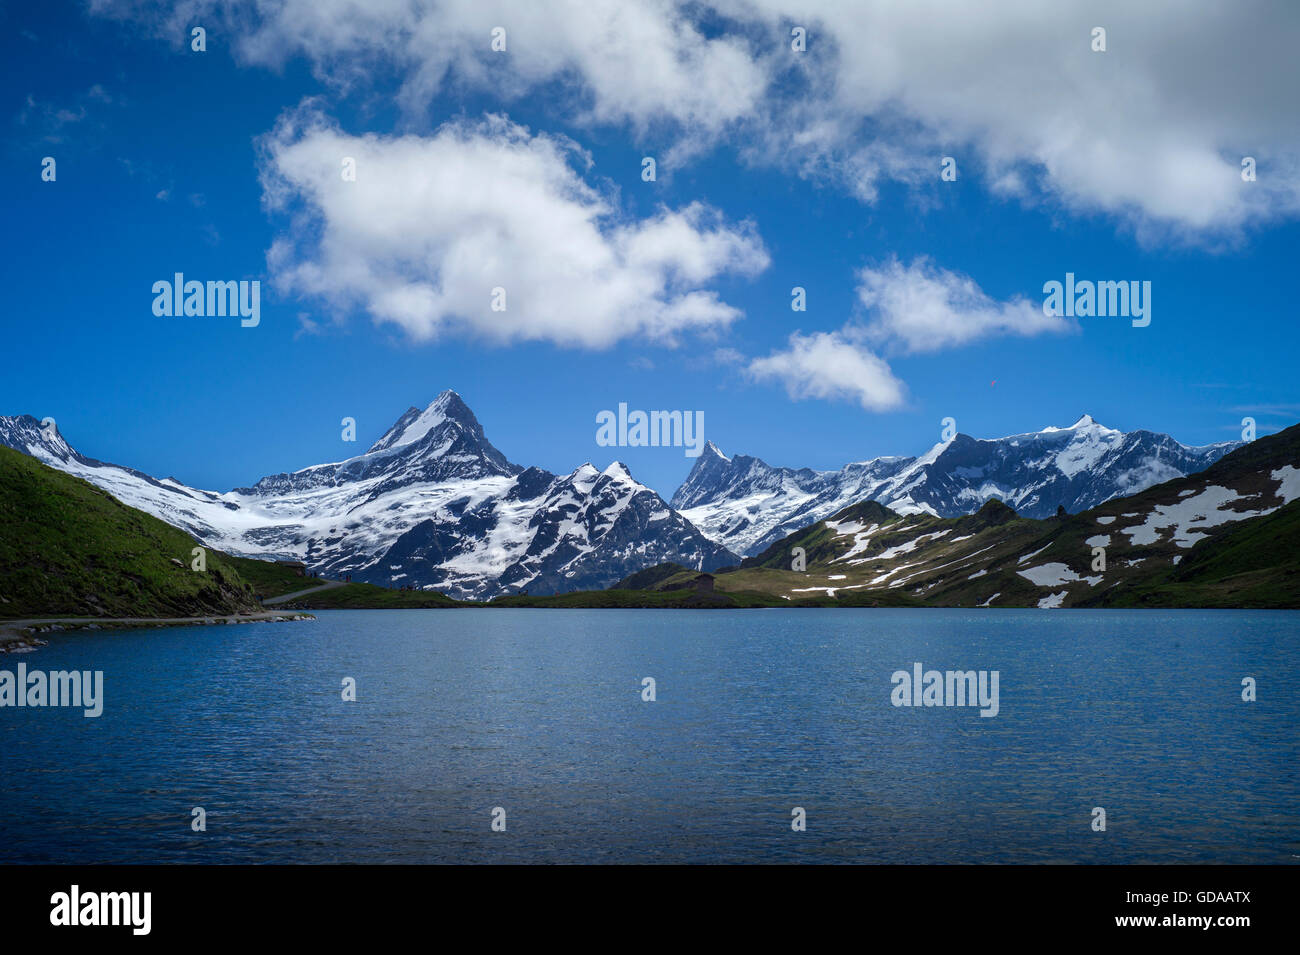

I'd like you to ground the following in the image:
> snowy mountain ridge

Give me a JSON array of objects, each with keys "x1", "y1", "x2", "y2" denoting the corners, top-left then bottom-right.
[
  {"x1": 0, "y1": 392, "x2": 734, "y2": 599},
  {"x1": 0, "y1": 397, "x2": 1240, "y2": 592},
  {"x1": 671, "y1": 414, "x2": 1240, "y2": 556}
]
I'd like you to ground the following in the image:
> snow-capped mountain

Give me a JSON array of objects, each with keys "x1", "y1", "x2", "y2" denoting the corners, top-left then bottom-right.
[
  {"x1": 671, "y1": 415, "x2": 1240, "y2": 557},
  {"x1": 729, "y1": 422, "x2": 1300, "y2": 609},
  {"x1": 0, "y1": 392, "x2": 736, "y2": 598},
  {"x1": 0, "y1": 402, "x2": 1243, "y2": 594}
]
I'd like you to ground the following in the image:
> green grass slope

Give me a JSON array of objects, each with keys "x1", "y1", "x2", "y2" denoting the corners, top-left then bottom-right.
[
  {"x1": 612, "y1": 562, "x2": 694, "y2": 591},
  {"x1": 0, "y1": 446, "x2": 259, "y2": 618},
  {"x1": 1088, "y1": 500, "x2": 1300, "y2": 608},
  {"x1": 699, "y1": 425, "x2": 1300, "y2": 609},
  {"x1": 286, "y1": 582, "x2": 462, "y2": 609},
  {"x1": 223, "y1": 555, "x2": 330, "y2": 599},
  {"x1": 489, "y1": 587, "x2": 920, "y2": 608}
]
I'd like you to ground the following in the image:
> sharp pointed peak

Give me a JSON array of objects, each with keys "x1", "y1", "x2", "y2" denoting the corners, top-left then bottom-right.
[
  {"x1": 417, "y1": 389, "x2": 476, "y2": 423},
  {"x1": 702, "y1": 440, "x2": 730, "y2": 461},
  {"x1": 366, "y1": 390, "x2": 481, "y2": 454},
  {"x1": 428, "y1": 389, "x2": 465, "y2": 408}
]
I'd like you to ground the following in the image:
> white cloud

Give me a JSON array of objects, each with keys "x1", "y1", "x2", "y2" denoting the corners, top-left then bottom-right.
[
  {"x1": 94, "y1": 0, "x2": 770, "y2": 136},
  {"x1": 743, "y1": 0, "x2": 1300, "y2": 238},
  {"x1": 259, "y1": 108, "x2": 768, "y2": 346},
  {"x1": 95, "y1": 0, "x2": 1300, "y2": 237},
  {"x1": 856, "y1": 257, "x2": 1074, "y2": 354},
  {"x1": 746, "y1": 257, "x2": 1072, "y2": 411},
  {"x1": 748, "y1": 331, "x2": 905, "y2": 411}
]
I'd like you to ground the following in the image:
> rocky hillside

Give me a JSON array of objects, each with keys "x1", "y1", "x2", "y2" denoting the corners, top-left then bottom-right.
[{"x1": 643, "y1": 424, "x2": 1300, "y2": 609}]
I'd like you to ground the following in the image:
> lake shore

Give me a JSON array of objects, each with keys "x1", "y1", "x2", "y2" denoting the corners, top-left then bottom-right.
[{"x1": 0, "y1": 611, "x2": 314, "y2": 653}]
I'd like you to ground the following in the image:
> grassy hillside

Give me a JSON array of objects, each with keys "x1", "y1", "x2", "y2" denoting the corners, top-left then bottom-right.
[
  {"x1": 286, "y1": 582, "x2": 463, "y2": 609},
  {"x1": 0, "y1": 446, "x2": 260, "y2": 618},
  {"x1": 280, "y1": 579, "x2": 742, "y2": 609},
  {"x1": 283, "y1": 576, "x2": 922, "y2": 609},
  {"x1": 1088, "y1": 500, "x2": 1300, "y2": 608},
  {"x1": 614, "y1": 427, "x2": 1300, "y2": 609},
  {"x1": 612, "y1": 562, "x2": 695, "y2": 590},
  {"x1": 489, "y1": 585, "x2": 922, "y2": 608},
  {"x1": 224, "y1": 555, "x2": 328, "y2": 599}
]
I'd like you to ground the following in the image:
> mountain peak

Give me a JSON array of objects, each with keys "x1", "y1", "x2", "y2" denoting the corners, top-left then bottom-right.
[
  {"x1": 702, "y1": 440, "x2": 730, "y2": 462},
  {"x1": 423, "y1": 389, "x2": 477, "y2": 426},
  {"x1": 0, "y1": 413, "x2": 78, "y2": 464},
  {"x1": 429, "y1": 389, "x2": 465, "y2": 410},
  {"x1": 1042, "y1": 413, "x2": 1112, "y2": 433},
  {"x1": 601, "y1": 460, "x2": 639, "y2": 484},
  {"x1": 673, "y1": 414, "x2": 1241, "y2": 557},
  {"x1": 367, "y1": 390, "x2": 479, "y2": 454}
]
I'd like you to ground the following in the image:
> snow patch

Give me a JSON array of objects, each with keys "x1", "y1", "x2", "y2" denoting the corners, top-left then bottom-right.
[
  {"x1": 1017, "y1": 544, "x2": 1050, "y2": 565},
  {"x1": 1018, "y1": 563, "x2": 1103, "y2": 587},
  {"x1": 1122, "y1": 485, "x2": 1269, "y2": 548},
  {"x1": 1272, "y1": 465, "x2": 1300, "y2": 504}
]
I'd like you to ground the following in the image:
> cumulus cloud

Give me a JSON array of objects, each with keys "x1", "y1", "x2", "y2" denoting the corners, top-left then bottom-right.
[
  {"x1": 93, "y1": 0, "x2": 1300, "y2": 238},
  {"x1": 748, "y1": 331, "x2": 905, "y2": 411},
  {"x1": 258, "y1": 108, "x2": 768, "y2": 346},
  {"x1": 92, "y1": 0, "x2": 770, "y2": 137},
  {"x1": 746, "y1": 257, "x2": 1072, "y2": 411},
  {"x1": 725, "y1": 0, "x2": 1300, "y2": 238},
  {"x1": 855, "y1": 257, "x2": 1074, "y2": 354}
]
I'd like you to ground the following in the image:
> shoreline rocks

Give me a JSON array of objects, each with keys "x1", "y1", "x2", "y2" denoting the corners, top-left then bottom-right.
[{"x1": 0, "y1": 612, "x2": 313, "y2": 654}]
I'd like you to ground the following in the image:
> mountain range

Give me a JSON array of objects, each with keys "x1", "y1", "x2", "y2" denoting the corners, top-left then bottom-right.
[
  {"x1": 0, "y1": 393, "x2": 733, "y2": 599},
  {"x1": 634, "y1": 422, "x2": 1300, "y2": 609},
  {"x1": 673, "y1": 416, "x2": 1239, "y2": 556},
  {"x1": 0, "y1": 394, "x2": 1248, "y2": 598}
]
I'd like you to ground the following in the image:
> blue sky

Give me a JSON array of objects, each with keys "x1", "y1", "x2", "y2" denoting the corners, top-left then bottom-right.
[{"x1": 3, "y1": 0, "x2": 1298, "y2": 497}]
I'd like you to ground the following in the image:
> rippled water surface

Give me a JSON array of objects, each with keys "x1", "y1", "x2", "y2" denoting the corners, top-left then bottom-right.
[{"x1": 2, "y1": 609, "x2": 1296, "y2": 863}]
